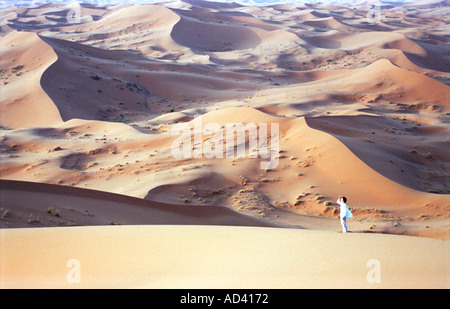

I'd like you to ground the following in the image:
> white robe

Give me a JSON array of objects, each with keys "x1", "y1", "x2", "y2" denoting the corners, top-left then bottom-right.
[{"x1": 337, "y1": 199, "x2": 353, "y2": 219}]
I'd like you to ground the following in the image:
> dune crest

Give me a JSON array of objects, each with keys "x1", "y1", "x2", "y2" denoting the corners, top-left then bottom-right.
[{"x1": 0, "y1": 31, "x2": 62, "y2": 128}]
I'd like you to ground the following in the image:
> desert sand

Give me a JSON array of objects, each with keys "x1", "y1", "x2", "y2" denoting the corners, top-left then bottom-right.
[
  {"x1": 2, "y1": 225, "x2": 448, "y2": 288},
  {"x1": 0, "y1": 0, "x2": 449, "y2": 288}
]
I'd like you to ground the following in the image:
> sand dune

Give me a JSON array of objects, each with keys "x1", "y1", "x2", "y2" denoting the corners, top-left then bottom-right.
[
  {"x1": 300, "y1": 31, "x2": 422, "y2": 52},
  {"x1": 306, "y1": 114, "x2": 450, "y2": 195},
  {"x1": 0, "y1": 179, "x2": 274, "y2": 228},
  {"x1": 0, "y1": 31, "x2": 62, "y2": 128},
  {"x1": 1, "y1": 225, "x2": 448, "y2": 288},
  {"x1": 2, "y1": 106, "x2": 448, "y2": 239},
  {"x1": 171, "y1": 16, "x2": 262, "y2": 52},
  {"x1": 0, "y1": 0, "x2": 449, "y2": 288},
  {"x1": 82, "y1": 4, "x2": 183, "y2": 54},
  {"x1": 335, "y1": 59, "x2": 450, "y2": 105}
]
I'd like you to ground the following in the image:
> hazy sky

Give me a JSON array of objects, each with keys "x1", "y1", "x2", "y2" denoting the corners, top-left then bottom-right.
[
  {"x1": 0, "y1": 0, "x2": 433, "y2": 9},
  {"x1": 0, "y1": 0, "x2": 417, "y2": 5}
]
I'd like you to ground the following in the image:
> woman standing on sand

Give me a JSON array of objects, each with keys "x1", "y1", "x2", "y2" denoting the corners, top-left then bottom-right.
[{"x1": 337, "y1": 195, "x2": 353, "y2": 233}]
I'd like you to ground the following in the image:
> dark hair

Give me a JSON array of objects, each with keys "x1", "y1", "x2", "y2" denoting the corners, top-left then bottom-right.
[{"x1": 342, "y1": 196, "x2": 347, "y2": 203}]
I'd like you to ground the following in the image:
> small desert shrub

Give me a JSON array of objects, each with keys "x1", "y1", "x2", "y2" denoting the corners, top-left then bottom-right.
[
  {"x1": 322, "y1": 206, "x2": 332, "y2": 213},
  {"x1": 239, "y1": 175, "x2": 248, "y2": 186},
  {"x1": 211, "y1": 188, "x2": 224, "y2": 195},
  {"x1": 47, "y1": 207, "x2": 60, "y2": 217},
  {"x1": 86, "y1": 162, "x2": 97, "y2": 168},
  {"x1": 1, "y1": 208, "x2": 9, "y2": 219},
  {"x1": 11, "y1": 65, "x2": 24, "y2": 72},
  {"x1": 28, "y1": 214, "x2": 39, "y2": 224},
  {"x1": 297, "y1": 192, "x2": 309, "y2": 199},
  {"x1": 293, "y1": 200, "x2": 303, "y2": 206},
  {"x1": 88, "y1": 148, "x2": 101, "y2": 155}
]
